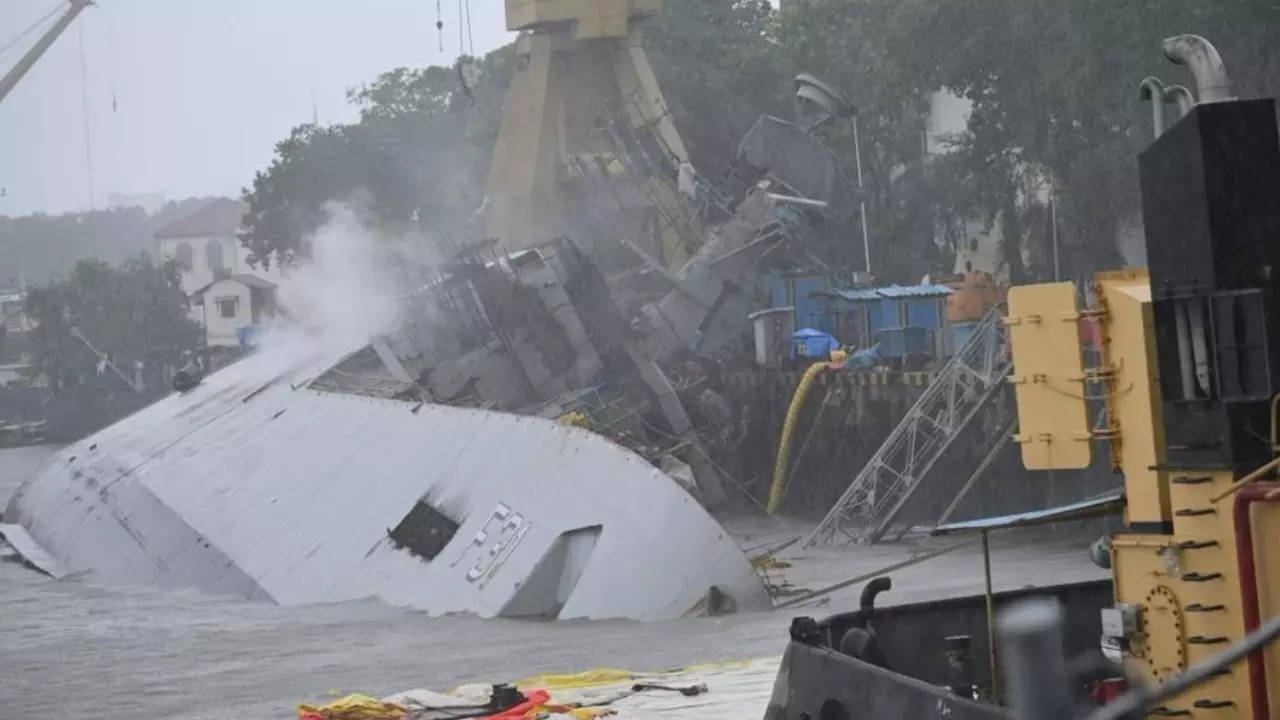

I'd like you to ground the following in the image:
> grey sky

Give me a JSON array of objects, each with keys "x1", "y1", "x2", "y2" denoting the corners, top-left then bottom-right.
[{"x1": 0, "y1": 1, "x2": 512, "y2": 217}]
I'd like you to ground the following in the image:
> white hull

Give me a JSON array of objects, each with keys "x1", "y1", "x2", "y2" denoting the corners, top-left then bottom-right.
[{"x1": 6, "y1": 347, "x2": 768, "y2": 620}]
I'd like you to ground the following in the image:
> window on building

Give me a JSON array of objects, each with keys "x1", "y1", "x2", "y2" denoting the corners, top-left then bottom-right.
[
  {"x1": 206, "y1": 239, "x2": 227, "y2": 278},
  {"x1": 216, "y1": 296, "x2": 239, "y2": 319},
  {"x1": 174, "y1": 242, "x2": 193, "y2": 271}
]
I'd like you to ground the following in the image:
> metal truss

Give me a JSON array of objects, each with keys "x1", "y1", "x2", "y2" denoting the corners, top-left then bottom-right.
[{"x1": 803, "y1": 304, "x2": 1011, "y2": 546}]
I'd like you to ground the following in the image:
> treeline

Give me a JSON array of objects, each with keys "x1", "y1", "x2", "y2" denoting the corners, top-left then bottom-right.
[
  {"x1": 647, "y1": 0, "x2": 1280, "y2": 283},
  {"x1": 22, "y1": 256, "x2": 201, "y2": 392},
  {"x1": 0, "y1": 197, "x2": 219, "y2": 287},
  {"x1": 240, "y1": 0, "x2": 1279, "y2": 286}
]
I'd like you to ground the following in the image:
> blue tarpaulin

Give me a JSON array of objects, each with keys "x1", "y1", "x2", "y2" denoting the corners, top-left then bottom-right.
[
  {"x1": 792, "y1": 328, "x2": 840, "y2": 358},
  {"x1": 237, "y1": 325, "x2": 262, "y2": 348},
  {"x1": 848, "y1": 344, "x2": 881, "y2": 370}
]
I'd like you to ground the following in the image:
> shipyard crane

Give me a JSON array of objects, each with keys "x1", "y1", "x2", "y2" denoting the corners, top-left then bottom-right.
[
  {"x1": 485, "y1": 0, "x2": 700, "y2": 271},
  {"x1": 0, "y1": 0, "x2": 93, "y2": 105}
]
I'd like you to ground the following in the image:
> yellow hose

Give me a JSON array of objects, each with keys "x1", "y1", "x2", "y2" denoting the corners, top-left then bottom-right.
[{"x1": 767, "y1": 362, "x2": 829, "y2": 513}]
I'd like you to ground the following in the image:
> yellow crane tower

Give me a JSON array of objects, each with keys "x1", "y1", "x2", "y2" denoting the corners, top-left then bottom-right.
[{"x1": 485, "y1": 0, "x2": 699, "y2": 270}]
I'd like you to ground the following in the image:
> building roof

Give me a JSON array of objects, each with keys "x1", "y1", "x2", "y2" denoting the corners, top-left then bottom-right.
[
  {"x1": 154, "y1": 198, "x2": 247, "y2": 239},
  {"x1": 877, "y1": 284, "x2": 954, "y2": 298},
  {"x1": 191, "y1": 273, "x2": 277, "y2": 296},
  {"x1": 828, "y1": 284, "x2": 953, "y2": 303}
]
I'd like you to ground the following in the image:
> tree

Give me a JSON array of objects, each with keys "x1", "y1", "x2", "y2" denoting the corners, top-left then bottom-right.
[
  {"x1": 241, "y1": 1, "x2": 1280, "y2": 284},
  {"x1": 760, "y1": 0, "x2": 1280, "y2": 283},
  {"x1": 24, "y1": 255, "x2": 201, "y2": 392},
  {"x1": 645, "y1": 0, "x2": 794, "y2": 185},
  {"x1": 240, "y1": 48, "x2": 515, "y2": 271}
]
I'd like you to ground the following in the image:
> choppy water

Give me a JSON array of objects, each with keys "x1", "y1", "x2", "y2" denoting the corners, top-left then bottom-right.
[
  {"x1": 0, "y1": 444, "x2": 1106, "y2": 719},
  {"x1": 0, "y1": 445, "x2": 787, "y2": 719}
]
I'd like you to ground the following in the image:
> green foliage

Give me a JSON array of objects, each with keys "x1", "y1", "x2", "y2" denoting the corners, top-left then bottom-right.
[
  {"x1": 774, "y1": 0, "x2": 1280, "y2": 282},
  {"x1": 242, "y1": 0, "x2": 1280, "y2": 284},
  {"x1": 24, "y1": 255, "x2": 201, "y2": 392},
  {"x1": 645, "y1": 0, "x2": 793, "y2": 183},
  {"x1": 239, "y1": 48, "x2": 515, "y2": 270}
]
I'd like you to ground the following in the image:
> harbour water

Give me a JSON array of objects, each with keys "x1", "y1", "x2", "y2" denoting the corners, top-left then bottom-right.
[{"x1": 0, "y1": 444, "x2": 1105, "y2": 719}]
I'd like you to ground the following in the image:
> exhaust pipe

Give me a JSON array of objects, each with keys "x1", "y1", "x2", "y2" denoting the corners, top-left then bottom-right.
[
  {"x1": 1165, "y1": 84, "x2": 1196, "y2": 116},
  {"x1": 1162, "y1": 34, "x2": 1234, "y2": 104},
  {"x1": 1138, "y1": 76, "x2": 1168, "y2": 136}
]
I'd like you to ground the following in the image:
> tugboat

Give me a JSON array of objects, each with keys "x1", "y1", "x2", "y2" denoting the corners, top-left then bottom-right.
[{"x1": 764, "y1": 35, "x2": 1280, "y2": 719}]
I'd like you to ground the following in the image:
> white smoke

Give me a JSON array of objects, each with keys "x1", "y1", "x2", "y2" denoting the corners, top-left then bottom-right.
[{"x1": 262, "y1": 202, "x2": 408, "y2": 360}]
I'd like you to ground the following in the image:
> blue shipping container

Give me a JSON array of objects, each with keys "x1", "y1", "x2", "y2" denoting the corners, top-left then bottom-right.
[
  {"x1": 905, "y1": 297, "x2": 942, "y2": 329},
  {"x1": 873, "y1": 326, "x2": 933, "y2": 359}
]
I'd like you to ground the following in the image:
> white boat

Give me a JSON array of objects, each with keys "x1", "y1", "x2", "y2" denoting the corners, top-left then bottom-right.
[{"x1": 4, "y1": 341, "x2": 769, "y2": 621}]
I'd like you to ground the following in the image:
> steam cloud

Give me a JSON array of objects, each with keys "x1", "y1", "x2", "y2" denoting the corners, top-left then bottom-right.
[{"x1": 261, "y1": 203, "x2": 410, "y2": 361}]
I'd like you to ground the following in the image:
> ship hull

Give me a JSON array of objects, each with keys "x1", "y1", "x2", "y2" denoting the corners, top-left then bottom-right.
[{"x1": 5, "y1": 346, "x2": 769, "y2": 621}]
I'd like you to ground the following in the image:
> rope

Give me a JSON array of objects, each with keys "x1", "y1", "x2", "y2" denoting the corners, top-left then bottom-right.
[
  {"x1": 435, "y1": 0, "x2": 443, "y2": 52},
  {"x1": 0, "y1": 1, "x2": 67, "y2": 60},
  {"x1": 106, "y1": 0, "x2": 118, "y2": 111},
  {"x1": 457, "y1": 0, "x2": 465, "y2": 57},
  {"x1": 464, "y1": 0, "x2": 474, "y2": 56},
  {"x1": 775, "y1": 537, "x2": 979, "y2": 609},
  {"x1": 76, "y1": 20, "x2": 95, "y2": 210}
]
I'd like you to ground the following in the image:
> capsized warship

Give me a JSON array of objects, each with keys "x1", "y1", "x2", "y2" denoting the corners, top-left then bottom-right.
[
  {"x1": 764, "y1": 35, "x2": 1280, "y2": 719},
  {"x1": 3, "y1": 60, "x2": 857, "y2": 629},
  {"x1": 5, "y1": 139, "x2": 847, "y2": 617},
  {"x1": 4, "y1": 326, "x2": 768, "y2": 620}
]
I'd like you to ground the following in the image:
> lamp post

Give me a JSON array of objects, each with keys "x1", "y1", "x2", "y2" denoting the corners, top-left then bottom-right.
[{"x1": 852, "y1": 113, "x2": 871, "y2": 276}]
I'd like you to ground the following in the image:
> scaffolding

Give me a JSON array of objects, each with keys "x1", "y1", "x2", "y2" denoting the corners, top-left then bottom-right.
[{"x1": 804, "y1": 304, "x2": 1010, "y2": 546}]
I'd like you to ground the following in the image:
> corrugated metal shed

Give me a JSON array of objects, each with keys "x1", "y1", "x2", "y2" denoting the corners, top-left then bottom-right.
[
  {"x1": 830, "y1": 288, "x2": 881, "y2": 302},
  {"x1": 877, "y1": 284, "x2": 953, "y2": 298},
  {"x1": 829, "y1": 284, "x2": 953, "y2": 301},
  {"x1": 824, "y1": 285, "x2": 954, "y2": 352}
]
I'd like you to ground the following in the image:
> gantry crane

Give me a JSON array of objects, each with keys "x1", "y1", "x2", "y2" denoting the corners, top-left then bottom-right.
[
  {"x1": 485, "y1": 0, "x2": 700, "y2": 271},
  {"x1": 0, "y1": 0, "x2": 93, "y2": 105}
]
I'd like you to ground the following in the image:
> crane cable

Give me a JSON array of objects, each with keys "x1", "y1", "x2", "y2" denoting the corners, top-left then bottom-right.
[
  {"x1": 76, "y1": 19, "x2": 95, "y2": 209},
  {"x1": 0, "y1": 0, "x2": 69, "y2": 61},
  {"x1": 435, "y1": 0, "x2": 444, "y2": 52},
  {"x1": 464, "y1": 0, "x2": 474, "y2": 57},
  {"x1": 455, "y1": 0, "x2": 477, "y2": 105},
  {"x1": 106, "y1": 0, "x2": 118, "y2": 111}
]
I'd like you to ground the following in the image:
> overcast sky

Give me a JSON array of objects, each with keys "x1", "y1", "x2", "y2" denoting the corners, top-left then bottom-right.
[{"x1": 0, "y1": 1, "x2": 512, "y2": 217}]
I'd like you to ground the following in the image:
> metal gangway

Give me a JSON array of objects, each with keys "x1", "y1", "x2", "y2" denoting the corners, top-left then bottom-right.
[{"x1": 803, "y1": 303, "x2": 1010, "y2": 546}]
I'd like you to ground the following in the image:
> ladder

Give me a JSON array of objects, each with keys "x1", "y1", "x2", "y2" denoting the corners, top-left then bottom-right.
[{"x1": 803, "y1": 304, "x2": 1010, "y2": 546}]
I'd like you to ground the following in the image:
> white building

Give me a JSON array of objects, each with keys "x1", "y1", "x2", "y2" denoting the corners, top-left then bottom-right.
[
  {"x1": 154, "y1": 198, "x2": 281, "y2": 349},
  {"x1": 192, "y1": 274, "x2": 278, "y2": 348}
]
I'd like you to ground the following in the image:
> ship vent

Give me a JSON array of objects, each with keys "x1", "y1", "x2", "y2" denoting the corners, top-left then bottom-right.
[{"x1": 389, "y1": 500, "x2": 460, "y2": 561}]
